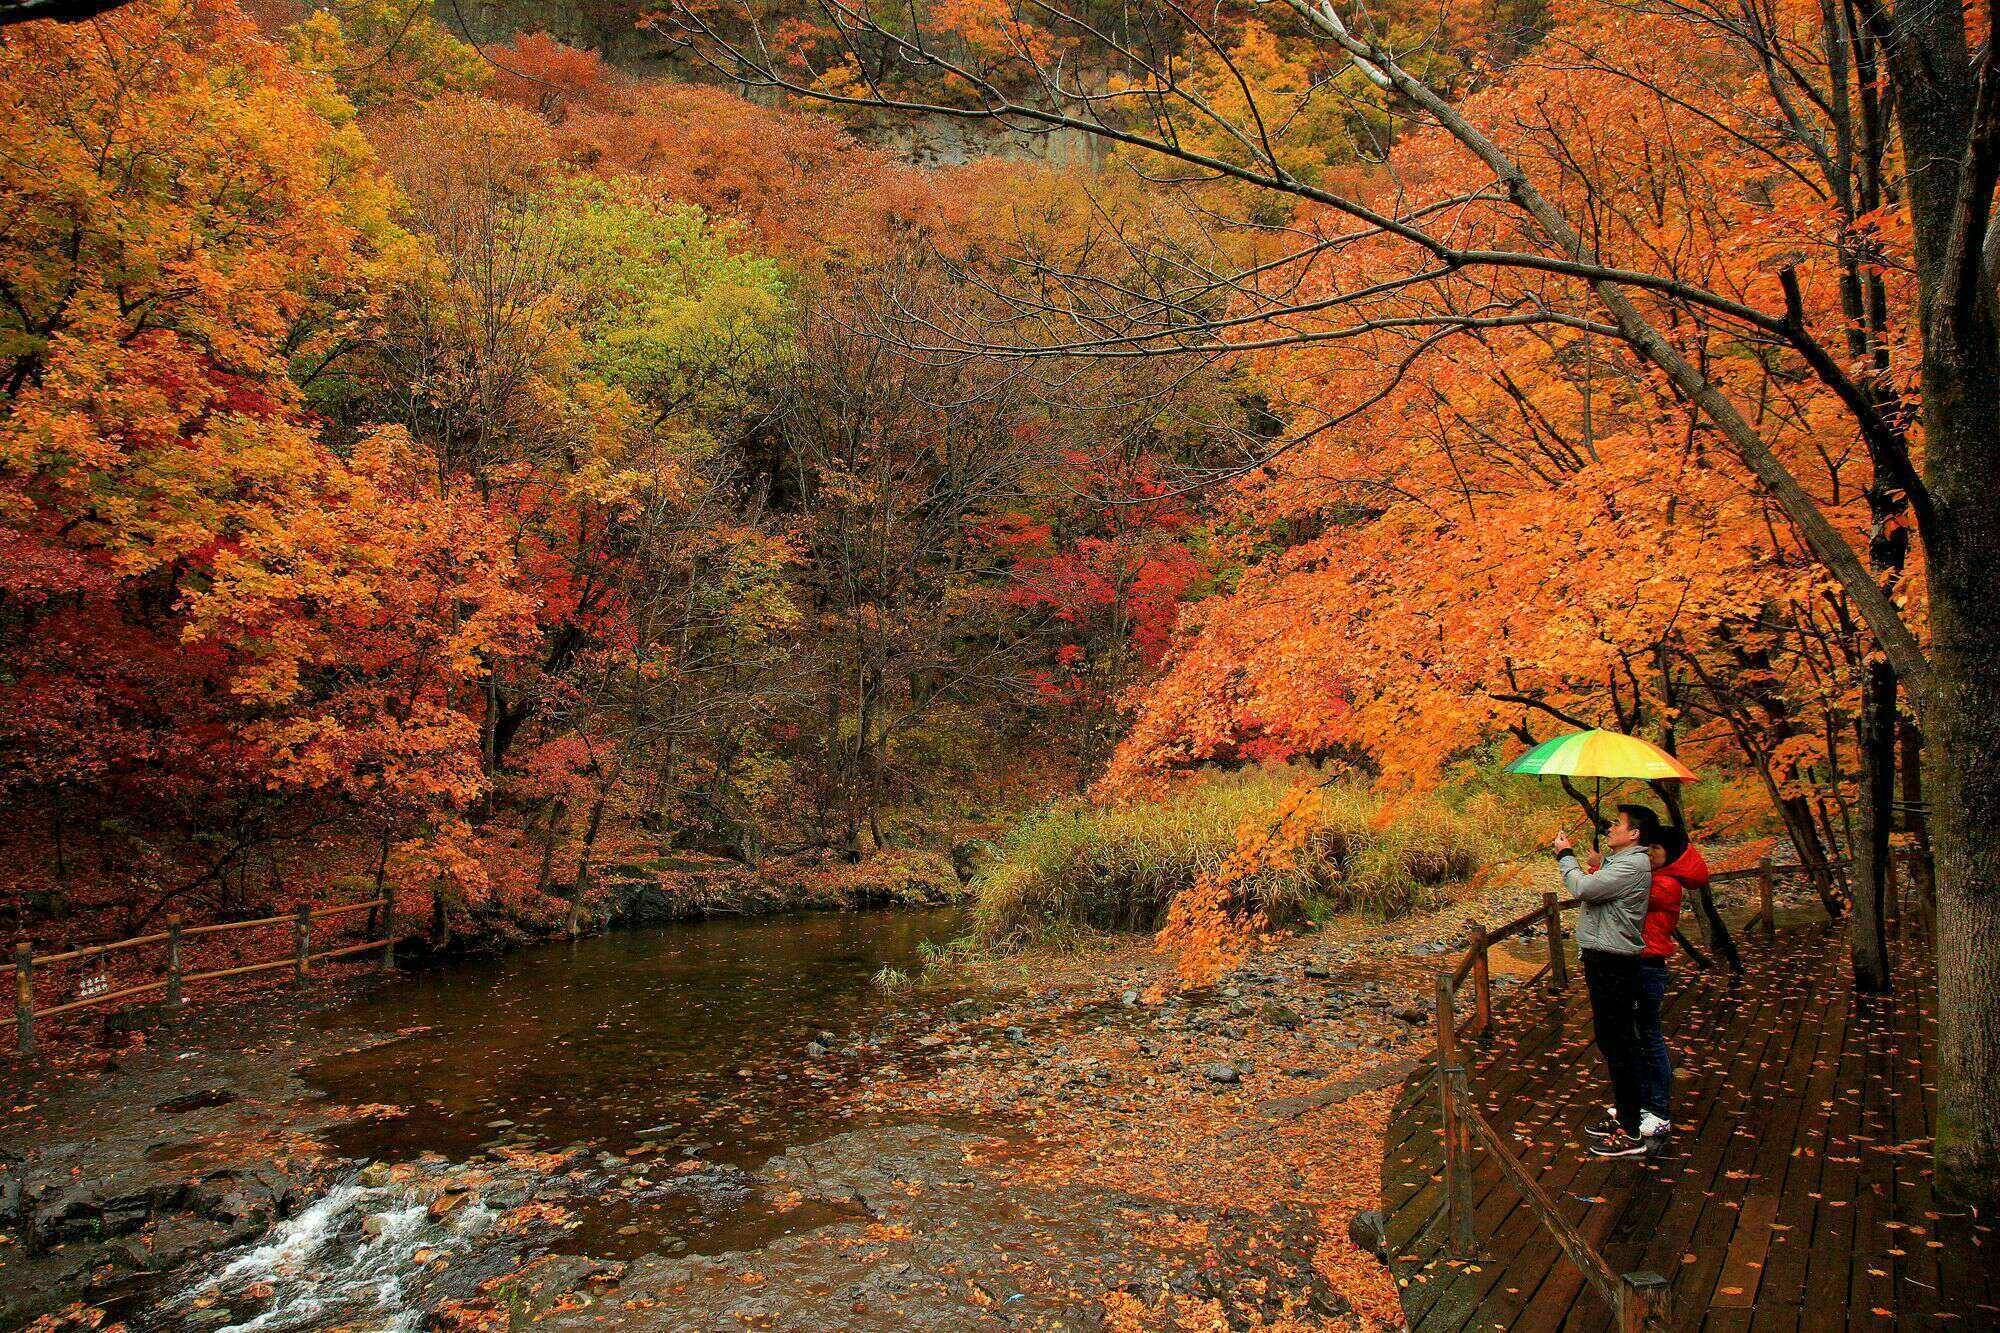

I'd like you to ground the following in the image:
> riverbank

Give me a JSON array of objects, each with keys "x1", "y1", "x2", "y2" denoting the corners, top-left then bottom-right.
[
  {"x1": 6, "y1": 844, "x2": 970, "y2": 1072},
  {"x1": 0, "y1": 867, "x2": 1571, "y2": 1332}
]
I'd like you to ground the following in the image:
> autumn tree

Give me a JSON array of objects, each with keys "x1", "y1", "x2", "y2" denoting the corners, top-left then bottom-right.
[
  {"x1": 767, "y1": 265, "x2": 1055, "y2": 854},
  {"x1": 0, "y1": 0, "x2": 540, "y2": 934},
  {"x1": 665, "y1": 0, "x2": 2000, "y2": 1201}
]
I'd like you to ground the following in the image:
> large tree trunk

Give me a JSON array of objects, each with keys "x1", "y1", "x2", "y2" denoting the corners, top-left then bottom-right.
[
  {"x1": 1924, "y1": 597, "x2": 2000, "y2": 1205},
  {"x1": 1914, "y1": 363, "x2": 2000, "y2": 1200},
  {"x1": 1871, "y1": 0, "x2": 2000, "y2": 1204},
  {"x1": 1851, "y1": 658, "x2": 1896, "y2": 991}
]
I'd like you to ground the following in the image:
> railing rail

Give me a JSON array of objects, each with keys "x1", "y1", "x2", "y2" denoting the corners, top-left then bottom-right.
[
  {"x1": 8, "y1": 888, "x2": 397, "y2": 1054},
  {"x1": 1428, "y1": 845, "x2": 1931, "y2": 1330}
]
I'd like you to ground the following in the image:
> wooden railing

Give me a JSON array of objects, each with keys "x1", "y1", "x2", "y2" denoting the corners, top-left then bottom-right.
[
  {"x1": 1427, "y1": 847, "x2": 1927, "y2": 1330},
  {"x1": 4, "y1": 887, "x2": 397, "y2": 1054},
  {"x1": 1433, "y1": 957, "x2": 1672, "y2": 1330}
]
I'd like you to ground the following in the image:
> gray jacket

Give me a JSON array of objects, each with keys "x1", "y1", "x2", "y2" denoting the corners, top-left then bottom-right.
[{"x1": 1559, "y1": 846, "x2": 1652, "y2": 955}]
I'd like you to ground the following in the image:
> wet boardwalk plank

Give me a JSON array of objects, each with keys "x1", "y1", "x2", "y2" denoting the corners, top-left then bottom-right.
[{"x1": 1379, "y1": 921, "x2": 1997, "y2": 1330}]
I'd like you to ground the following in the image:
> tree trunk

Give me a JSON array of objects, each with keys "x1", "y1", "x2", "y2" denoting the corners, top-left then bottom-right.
[
  {"x1": 1851, "y1": 657, "x2": 1896, "y2": 991},
  {"x1": 1900, "y1": 721, "x2": 1935, "y2": 913},
  {"x1": 1913, "y1": 367, "x2": 2000, "y2": 1201},
  {"x1": 1654, "y1": 773, "x2": 1742, "y2": 972},
  {"x1": 569, "y1": 794, "x2": 609, "y2": 939},
  {"x1": 1899, "y1": 719, "x2": 1925, "y2": 832},
  {"x1": 1877, "y1": 0, "x2": 2000, "y2": 1195},
  {"x1": 1778, "y1": 793, "x2": 1845, "y2": 916},
  {"x1": 367, "y1": 830, "x2": 392, "y2": 939},
  {"x1": 429, "y1": 871, "x2": 448, "y2": 947},
  {"x1": 534, "y1": 801, "x2": 565, "y2": 894},
  {"x1": 1924, "y1": 617, "x2": 2000, "y2": 1204}
]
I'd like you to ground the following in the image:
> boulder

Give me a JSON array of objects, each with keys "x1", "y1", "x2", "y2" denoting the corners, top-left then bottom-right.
[
  {"x1": 428, "y1": 1187, "x2": 473, "y2": 1223},
  {"x1": 1257, "y1": 1001, "x2": 1304, "y2": 1031},
  {"x1": 1348, "y1": 1208, "x2": 1387, "y2": 1260}
]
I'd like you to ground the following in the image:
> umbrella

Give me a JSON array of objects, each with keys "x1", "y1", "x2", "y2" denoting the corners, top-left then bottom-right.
[
  {"x1": 1506, "y1": 729, "x2": 1695, "y2": 849},
  {"x1": 1506, "y1": 729, "x2": 1696, "y2": 782}
]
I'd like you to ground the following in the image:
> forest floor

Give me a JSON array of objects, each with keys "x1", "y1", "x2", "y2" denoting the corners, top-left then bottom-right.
[{"x1": 1, "y1": 866, "x2": 1577, "y2": 1332}]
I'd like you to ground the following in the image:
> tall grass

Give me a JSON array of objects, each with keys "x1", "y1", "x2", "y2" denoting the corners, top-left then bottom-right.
[{"x1": 971, "y1": 767, "x2": 1524, "y2": 948}]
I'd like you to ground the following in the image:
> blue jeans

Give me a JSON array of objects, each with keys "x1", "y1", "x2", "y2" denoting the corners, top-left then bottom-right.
[
  {"x1": 1582, "y1": 950, "x2": 1645, "y2": 1134},
  {"x1": 1637, "y1": 958, "x2": 1672, "y2": 1119}
]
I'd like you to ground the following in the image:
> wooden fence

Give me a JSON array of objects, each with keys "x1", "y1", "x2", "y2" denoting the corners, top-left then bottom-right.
[
  {"x1": 1426, "y1": 848, "x2": 1928, "y2": 1331},
  {"x1": 4, "y1": 886, "x2": 397, "y2": 1054}
]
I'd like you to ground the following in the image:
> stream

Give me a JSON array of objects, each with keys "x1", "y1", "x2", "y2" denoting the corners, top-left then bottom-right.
[{"x1": 154, "y1": 908, "x2": 971, "y2": 1331}]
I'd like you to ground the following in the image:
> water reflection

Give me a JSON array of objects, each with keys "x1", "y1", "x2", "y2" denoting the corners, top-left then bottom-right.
[{"x1": 310, "y1": 909, "x2": 963, "y2": 1161}]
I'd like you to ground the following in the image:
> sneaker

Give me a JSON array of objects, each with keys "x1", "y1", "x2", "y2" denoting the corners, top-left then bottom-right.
[
  {"x1": 1638, "y1": 1111, "x2": 1671, "y2": 1139},
  {"x1": 1584, "y1": 1116, "x2": 1625, "y2": 1142},
  {"x1": 1590, "y1": 1131, "x2": 1651, "y2": 1158}
]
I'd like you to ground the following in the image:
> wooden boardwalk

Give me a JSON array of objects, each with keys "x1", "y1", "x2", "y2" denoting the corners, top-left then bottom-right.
[{"x1": 1379, "y1": 922, "x2": 1998, "y2": 1330}]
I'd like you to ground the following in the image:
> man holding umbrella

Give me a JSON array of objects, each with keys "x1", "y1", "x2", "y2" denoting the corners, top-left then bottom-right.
[
  {"x1": 1508, "y1": 729, "x2": 1696, "y2": 1159},
  {"x1": 1554, "y1": 803, "x2": 1663, "y2": 1159}
]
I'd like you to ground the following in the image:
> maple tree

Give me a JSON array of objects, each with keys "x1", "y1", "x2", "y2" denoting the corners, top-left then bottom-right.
[
  {"x1": 993, "y1": 447, "x2": 1206, "y2": 782},
  {"x1": 0, "y1": 0, "x2": 433, "y2": 925},
  {"x1": 1155, "y1": 782, "x2": 1321, "y2": 986}
]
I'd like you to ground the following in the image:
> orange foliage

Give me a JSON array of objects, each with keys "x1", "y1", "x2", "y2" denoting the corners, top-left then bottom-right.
[
  {"x1": 1109, "y1": 3, "x2": 1917, "y2": 831},
  {"x1": 1157, "y1": 784, "x2": 1322, "y2": 986},
  {"x1": 484, "y1": 35, "x2": 941, "y2": 258}
]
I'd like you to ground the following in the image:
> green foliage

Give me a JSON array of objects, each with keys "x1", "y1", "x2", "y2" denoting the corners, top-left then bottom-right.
[
  {"x1": 288, "y1": 0, "x2": 489, "y2": 113},
  {"x1": 534, "y1": 180, "x2": 792, "y2": 438},
  {"x1": 971, "y1": 766, "x2": 1528, "y2": 947}
]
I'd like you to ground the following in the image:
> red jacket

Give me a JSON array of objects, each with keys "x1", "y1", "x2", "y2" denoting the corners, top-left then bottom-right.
[{"x1": 1644, "y1": 844, "x2": 1708, "y2": 959}]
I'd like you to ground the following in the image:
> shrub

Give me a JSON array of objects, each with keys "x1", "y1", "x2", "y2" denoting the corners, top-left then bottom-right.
[
  {"x1": 970, "y1": 767, "x2": 1517, "y2": 948},
  {"x1": 871, "y1": 964, "x2": 914, "y2": 992}
]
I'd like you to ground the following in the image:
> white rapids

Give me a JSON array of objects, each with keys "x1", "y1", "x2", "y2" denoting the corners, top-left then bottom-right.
[{"x1": 177, "y1": 1174, "x2": 494, "y2": 1332}]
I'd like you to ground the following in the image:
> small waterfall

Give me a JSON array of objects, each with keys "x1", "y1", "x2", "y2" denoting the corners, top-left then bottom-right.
[{"x1": 179, "y1": 1174, "x2": 494, "y2": 1332}]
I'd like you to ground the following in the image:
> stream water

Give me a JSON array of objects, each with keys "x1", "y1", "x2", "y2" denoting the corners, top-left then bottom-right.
[{"x1": 164, "y1": 908, "x2": 970, "y2": 1331}]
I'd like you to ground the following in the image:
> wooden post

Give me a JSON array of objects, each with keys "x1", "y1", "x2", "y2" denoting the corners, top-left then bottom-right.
[
  {"x1": 1757, "y1": 854, "x2": 1775, "y2": 934},
  {"x1": 13, "y1": 943, "x2": 32, "y2": 1055},
  {"x1": 1435, "y1": 969, "x2": 1459, "y2": 1068},
  {"x1": 1434, "y1": 971, "x2": 1477, "y2": 1258},
  {"x1": 1543, "y1": 891, "x2": 1568, "y2": 989},
  {"x1": 293, "y1": 906, "x2": 310, "y2": 985},
  {"x1": 1616, "y1": 1270, "x2": 1670, "y2": 1331},
  {"x1": 166, "y1": 916, "x2": 184, "y2": 1012},
  {"x1": 380, "y1": 883, "x2": 396, "y2": 971},
  {"x1": 1471, "y1": 926, "x2": 1492, "y2": 1035}
]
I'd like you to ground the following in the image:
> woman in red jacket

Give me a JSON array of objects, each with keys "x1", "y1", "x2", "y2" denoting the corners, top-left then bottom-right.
[{"x1": 1636, "y1": 827, "x2": 1709, "y2": 1139}]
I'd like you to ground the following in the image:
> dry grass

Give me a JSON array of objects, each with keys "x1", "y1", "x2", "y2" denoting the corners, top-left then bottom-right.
[{"x1": 971, "y1": 767, "x2": 1525, "y2": 948}]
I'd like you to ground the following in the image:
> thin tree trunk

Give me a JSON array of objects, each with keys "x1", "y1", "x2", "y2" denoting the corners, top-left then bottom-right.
[
  {"x1": 1851, "y1": 657, "x2": 1895, "y2": 990},
  {"x1": 534, "y1": 801, "x2": 565, "y2": 895},
  {"x1": 367, "y1": 830, "x2": 392, "y2": 939},
  {"x1": 1778, "y1": 793, "x2": 1845, "y2": 917},
  {"x1": 569, "y1": 794, "x2": 609, "y2": 939},
  {"x1": 1900, "y1": 721, "x2": 1935, "y2": 914}
]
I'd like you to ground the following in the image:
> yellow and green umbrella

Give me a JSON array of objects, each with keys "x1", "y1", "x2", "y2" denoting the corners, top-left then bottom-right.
[
  {"x1": 1507, "y1": 729, "x2": 1695, "y2": 850},
  {"x1": 1505, "y1": 729, "x2": 1696, "y2": 782}
]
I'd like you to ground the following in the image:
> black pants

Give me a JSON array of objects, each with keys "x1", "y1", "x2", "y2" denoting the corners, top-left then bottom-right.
[{"x1": 1582, "y1": 948, "x2": 1645, "y2": 1134}]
